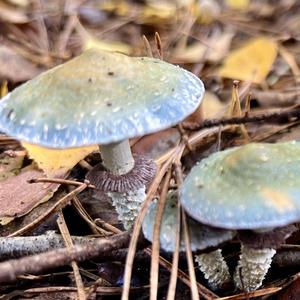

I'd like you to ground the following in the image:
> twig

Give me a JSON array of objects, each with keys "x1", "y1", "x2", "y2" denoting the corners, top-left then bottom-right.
[
  {"x1": 150, "y1": 169, "x2": 171, "y2": 300},
  {"x1": 0, "y1": 232, "x2": 130, "y2": 283},
  {"x1": 182, "y1": 107, "x2": 300, "y2": 131},
  {"x1": 28, "y1": 177, "x2": 95, "y2": 188},
  {"x1": 72, "y1": 195, "x2": 110, "y2": 236},
  {"x1": 166, "y1": 185, "x2": 181, "y2": 300},
  {"x1": 57, "y1": 211, "x2": 86, "y2": 300},
  {"x1": 0, "y1": 231, "x2": 95, "y2": 260},
  {"x1": 174, "y1": 161, "x2": 200, "y2": 300}
]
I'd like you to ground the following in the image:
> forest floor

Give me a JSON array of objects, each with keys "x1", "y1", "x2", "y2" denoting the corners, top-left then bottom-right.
[{"x1": 0, "y1": 0, "x2": 300, "y2": 299}]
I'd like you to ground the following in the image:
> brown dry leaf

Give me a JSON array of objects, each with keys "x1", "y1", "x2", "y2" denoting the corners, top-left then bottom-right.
[
  {"x1": 173, "y1": 30, "x2": 234, "y2": 63},
  {"x1": 22, "y1": 142, "x2": 97, "y2": 178},
  {"x1": 219, "y1": 37, "x2": 278, "y2": 84},
  {"x1": 0, "y1": 150, "x2": 25, "y2": 181},
  {"x1": 132, "y1": 128, "x2": 180, "y2": 159},
  {"x1": 0, "y1": 165, "x2": 60, "y2": 225},
  {"x1": 0, "y1": 45, "x2": 42, "y2": 82},
  {"x1": 0, "y1": 1, "x2": 28, "y2": 23},
  {"x1": 276, "y1": 277, "x2": 300, "y2": 300}
]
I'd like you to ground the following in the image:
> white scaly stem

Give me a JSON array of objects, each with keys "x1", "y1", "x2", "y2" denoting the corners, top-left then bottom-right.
[
  {"x1": 195, "y1": 249, "x2": 231, "y2": 290},
  {"x1": 234, "y1": 244, "x2": 276, "y2": 291},
  {"x1": 100, "y1": 140, "x2": 146, "y2": 230}
]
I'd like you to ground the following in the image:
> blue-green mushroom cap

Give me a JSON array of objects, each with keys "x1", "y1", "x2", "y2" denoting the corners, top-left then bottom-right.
[
  {"x1": 0, "y1": 49, "x2": 204, "y2": 148},
  {"x1": 142, "y1": 191, "x2": 236, "y2": 252},
  {"x1": 180, "y1": 142, "x2": 300, "y2": 230}
]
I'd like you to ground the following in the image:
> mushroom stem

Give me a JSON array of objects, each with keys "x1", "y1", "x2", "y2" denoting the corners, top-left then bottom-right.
[
  {"x1": 100, "y1": 139, "x2": 134, "y2": 175},
  {"x1": 194, "y1": 249, "x2": 231, "y2": 290},
  {"x1": 100, "y1": 140, "x2": 147, "y2": 230},
  {"x1": 234, "y1": 244, "x2": 276, "y2": 291}
]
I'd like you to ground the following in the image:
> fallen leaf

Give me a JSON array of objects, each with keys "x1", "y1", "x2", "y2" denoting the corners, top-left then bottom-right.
[
  {"x1": 0, "y1": 1, "x2": 28, "y2": 23},
  {"x1": 132, "y1": 128, "x2": 180, "y2": 159},
  {"x1": 276, "y1": 277, "x2": 300, "y2": 300},
  {"x1": 225, "y1": 0, "x2": 249, "y2": 10},
  {"x1": 140, "y1": 3, "x2": 176, "y2": 24},
  {"x1": 22, "y1": 142, "x2": 97, "y2": 177},
  {"x1": 195, "y1": 0, "x2": 221, "y2": 24},
  {"x1": 98, "y1": 0, "x2": 129, "y2": 16},
  {"x1": 219, "y1": 37, "x2": 278, "y2": 84},
  {"x1": 83, "y1": 37, "x2": 132, "y2": 55},
  {"x1": 0, "y1": 45, "x2": 42, "y2": 82},
  {"x1": 0, "y1": 165, "x2": 60, "y2": 225},
  {"x1": 202, "y1": 92, "x2": 224, "y2": 118},
  {"x1": 173, "y1": 30, "x2": 234, "y2": 63},
  {"x1": 0, "y1": 150, "x2": 25, "y2": 181}
]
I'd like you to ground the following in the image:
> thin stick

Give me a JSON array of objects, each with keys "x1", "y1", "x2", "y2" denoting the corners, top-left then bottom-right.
[
  {"x1": 155, "y1": 32, "x2": 163, "y2": 60},
  {"x1": 166, "y1": 187, "x2": 181, "y2": 300},
  {"x1": 182, "y1": 209, "x2": 200, "y2": 300},
  {"x1": 57, "y1": 211, "x2": 86, "y2": 300},
  {"x1": 28, "y1": 178, "x2": 95, "y2": 188},
  {"x1": 182, "y1": 107, "x2": 300, "y2": 131},
  {"x1": 150, "y1": 169, "x2": 172, "y2": 300},
  {"x1": 142, "y1": 35, "x2": 153, "y2": 57},
  {"x1": 174, "y1": 161, "x2": 200, "y2": 300},
  {"x1": 72, "y1": 196, "x2": 110, "y2": 235}
]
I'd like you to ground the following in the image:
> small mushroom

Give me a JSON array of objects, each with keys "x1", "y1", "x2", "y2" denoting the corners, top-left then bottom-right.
[
  {"x1": 143, "y1": 191, "x2": 236, "y2": 290},
  {"x1": 0, "y1": 49, "x2": 204, "y2": 230},
  {"x1": 180, "y1": 142, "x2": 300, "y2": 291}
]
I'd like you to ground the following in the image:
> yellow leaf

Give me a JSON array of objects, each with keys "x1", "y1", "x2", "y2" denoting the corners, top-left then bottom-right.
[
  {"x1": 1, "y1": 80, "x2": 8, "y2": 98},
  {"x1": 22, "y1": 142, "x2": 97, "y2": 177},
  {"x1": 225, "y1": 0, "x2": 249, "y2": 10},
  {"x1": 83, "y1": 37, "x2": 132, "y2": 55},
  {"x1": 202, "y1": 92, "x2": 224, "y2": 118},
  {"x1": 99, "y1": 1, "x2": 129, "y2": 16},
  {"x1": 140, "y1": 3, "x2": 176, "y2": 24},
  {"x1": 219, "y1": 37, "x2": 278, "y2": 84}
]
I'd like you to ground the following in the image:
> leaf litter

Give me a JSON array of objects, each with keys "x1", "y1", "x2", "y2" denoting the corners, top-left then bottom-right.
[{"x1": 0, "y1": 0, "x2": 300, "y2": 299}]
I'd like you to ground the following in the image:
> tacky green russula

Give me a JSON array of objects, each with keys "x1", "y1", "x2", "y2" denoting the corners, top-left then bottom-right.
[
  {"x1": 180, "y1": 142, "x2": 300, "y2": 291},
  {"x1": 181, "y1": 142, "x2": 300, "y2": 229},
  {"x1": 0, "y1": 49, "x2": 204, "y2": 148},
  {"x1": 143, "y1": 191, "x2": 235, "y2": 252},
  {"x1": 0, "y1": 49, "x2": 204, "y2": 230},
  {"x1": 143, "y1": 191, "x2": 235, "y2": 289}
]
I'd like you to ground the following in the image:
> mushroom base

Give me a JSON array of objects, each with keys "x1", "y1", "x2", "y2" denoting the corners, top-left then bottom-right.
[
  {"x1": 108, "y1": 186, "x2": 146, "y2": 230},
  {"x1": 195, "y1": 249, "x2": 231, "y2": 290},
  {"x1": 234, "y1": 244, "x2": 276, "y2": 291}
]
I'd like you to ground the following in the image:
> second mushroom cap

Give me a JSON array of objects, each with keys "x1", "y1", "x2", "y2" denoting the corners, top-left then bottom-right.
[{"x1": 180, "y1": 142, "x2": 300, "y2": 229}]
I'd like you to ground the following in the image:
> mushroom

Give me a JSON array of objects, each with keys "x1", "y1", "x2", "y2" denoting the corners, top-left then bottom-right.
[
  {"x1": 0, "y1": 48, "x2": 205, "y2": 230},
  {"x1": 143, "y1": 191, "x2": 236, "y2": 290},
  {"x1": 180, "y1": 142, "x2": 300, "y2": 291}
]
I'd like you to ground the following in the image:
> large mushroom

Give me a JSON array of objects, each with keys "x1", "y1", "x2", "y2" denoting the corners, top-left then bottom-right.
[
  {"x1": 142, "y1": 191, "x2": 236, "y2": 290},
  {"x1": 0, "y1": 48, "x2": 204, "y2": 230},
  {"x1": 180, "y1": 142, "x2": 300, "y2": 291}
]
